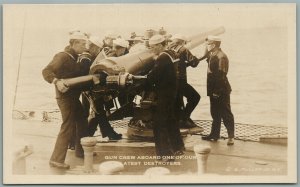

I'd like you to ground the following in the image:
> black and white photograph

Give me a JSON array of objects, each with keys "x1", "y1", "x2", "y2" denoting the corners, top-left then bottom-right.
[{"x1": 3, "y1": 3, "x2": 297, "y2": 184}]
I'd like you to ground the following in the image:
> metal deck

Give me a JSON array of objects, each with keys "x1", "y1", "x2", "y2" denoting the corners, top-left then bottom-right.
[{"x1": 12, "y1": 119, "x2": 287, "y2": 175}]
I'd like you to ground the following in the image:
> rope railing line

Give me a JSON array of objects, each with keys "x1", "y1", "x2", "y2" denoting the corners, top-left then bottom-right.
[{"x1": 12, "y1": 110, "x2": 287, "y2": 142}]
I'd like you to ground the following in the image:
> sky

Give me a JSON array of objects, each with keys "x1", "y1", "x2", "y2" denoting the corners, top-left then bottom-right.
[
  {"x1": 4, "y1": 4, "x2": 294, "y2": 58},
  {"x1": 4, "y1": 4, "x2": 293, "y2": 31}
]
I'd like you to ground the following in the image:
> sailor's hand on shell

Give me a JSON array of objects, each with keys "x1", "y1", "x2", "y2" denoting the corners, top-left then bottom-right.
[{"x1": 56, "y1": 79, "x2": 69, "y2": 93}]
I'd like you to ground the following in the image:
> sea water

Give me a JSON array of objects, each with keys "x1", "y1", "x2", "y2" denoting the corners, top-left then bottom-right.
[{"x1": 12, "y1": 27, "x2": 288, "y2": 127}]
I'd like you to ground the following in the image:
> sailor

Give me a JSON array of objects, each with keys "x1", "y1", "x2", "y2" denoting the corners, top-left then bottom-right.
[
  {"x1": 102, "y1": 32, "x2": 118, "y2": 49},
  {"x1": 102, "y1": 38, "x2": 129, "y2": 58},
  {"x1": 78, "y1": 36, "x2": 104, "y2": 77},
  {"x1": 127, "y1": 32, "x2": 143, "y2": 50},
  {"x1": 158, "y1": 27, "x2": 167, "y2": 35},
  {"x1": 112, "y1": 38, "x2": 129, "y2": 57},
  {"x1": 201, "y1": 35, "x2": 235, "y2": 145},
  {"x1": 147, "y1": 34, "x2": 185, "y2": 159},
  {"x1": 127, "y1": 37, "x2": 143, "y2": 50},
  {"x1": 168, "y1": 33, "x2": 201, "y2": 128},
  {"x1": 61, "y1": 35, "x2": 104, "y2": 150},
  {"x1": 158, "y1": 27, "x2": 172, "y2": 44},
  {"x1": 130, "y1": 32, "x2": 137, "y2": 39},
  {"x1": 129, "y1": 30, "x2": 152, "y2": 53},
  {"x1": 143, "y1": 29, "x2": 156, "y2": 48},
  {"x1": 76, "y1": 35, "x2": 122, "y2": 140},
  {"x1": 109, "y1": 38, "x2": 135, "y2": 106},
  {"x1": 94, "y1": 38, "x2": 130, "y2": 112},
  {"x1": 42, "y1": 31, "x2": 89, "y2": 169}
]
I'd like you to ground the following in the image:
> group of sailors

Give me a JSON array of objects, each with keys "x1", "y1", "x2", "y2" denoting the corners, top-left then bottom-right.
[{"x1": 42, "y1": 27, "x2": 234, "y2": 169}]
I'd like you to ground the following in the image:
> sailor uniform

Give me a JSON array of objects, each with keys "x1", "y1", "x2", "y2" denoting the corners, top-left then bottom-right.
[
  {"x1": 168, "y1": 43, "x2": 200, "y2": 121},
  {"x1": 147, "y1": 50, "x2": 185, "y2": 157},
  {"x1": 42, "y1": 46, "x2": 88, "y2": 162},
  {"x1": 79, "y1": 49, "x2": 122, "y2": 140},
  {"x1": 206, "y1": 48, "x2": 234, "y2": 139}
]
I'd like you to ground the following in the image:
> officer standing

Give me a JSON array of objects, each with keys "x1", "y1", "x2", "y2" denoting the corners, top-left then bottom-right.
[
  {"x1": 42, "y1": 31, "x2": 89, "y2": 169},
  {"x1": 201, "y1": 35, "x2": 235, "y2": 145},
  {"x1": 147, "y1": 35, "x2": 185, "y2": 159},
  {"x1": 168, "y1": 34, "x2": 201, "y2": 128}
]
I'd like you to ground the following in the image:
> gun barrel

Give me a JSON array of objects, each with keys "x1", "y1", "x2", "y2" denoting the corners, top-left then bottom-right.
[
  {"x1": 186, "y1": 26, "x2": 225, "y2": 50},
  {"x1": 63, "y1": 75, "x2": 100, "y2": 88},
  {"x1": 90, "y1": 27, "x2": 225, "y2": 76}
]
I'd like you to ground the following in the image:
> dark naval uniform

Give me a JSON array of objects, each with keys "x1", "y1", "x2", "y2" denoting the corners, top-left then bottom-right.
[
  {"x1": 102, "y1": 46, "x2": 131, "y2": 106},
  {"x1": 78, "y1": 52, "x2": 94, "y2": 119},
  {"x1": 81, "y1": 47, "x2": 122, "y2": 140},
  {"x1": 147, "y1": 50, "x2": 185, "y2": 157},
  {"x1": 42, "y1": 46, "x2": 89, "y2": 162},
  {"x1": 168, "y1": 43, "x2": 200, "y2": 123},
  {"x1": 207, "y1": 48, "x2": 234, "y2": 139}
]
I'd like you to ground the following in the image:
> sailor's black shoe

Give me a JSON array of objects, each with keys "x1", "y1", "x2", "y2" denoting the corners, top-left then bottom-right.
[
  {"x1": 174, "y1": 150, "x2": 185, "y2": 156},
  {"x1": 49, "y1": 160, "x2": 70, "y2": 169},
  {"x1": 202, "y1": 135, "x2": 219, "y2": 141},
  {"x1": 186, "y1": 118, "x2": 198, "y2": 128},
  {"x1": 108, "y1": 131, "x2": 122, "y2": 140},
  {"x1": 179, "y1": 118, "x2": 198, "y2": 129},
  {"x1": 227, "y1": 138, "x2": 234, "y2": 146}
]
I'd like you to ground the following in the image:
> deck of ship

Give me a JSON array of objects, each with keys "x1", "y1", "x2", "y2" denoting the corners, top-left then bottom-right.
[{"x1": 11, "y1": 119, "x2": 287, "y2": 176}]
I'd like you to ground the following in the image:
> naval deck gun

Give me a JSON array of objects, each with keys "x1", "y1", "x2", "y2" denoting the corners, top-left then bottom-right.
[{"x1": 63, "y1": 27, "x2": 226, "y2": 139}]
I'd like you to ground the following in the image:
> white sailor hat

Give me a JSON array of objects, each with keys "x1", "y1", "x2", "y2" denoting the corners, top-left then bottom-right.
[
  {"x1": 69, "y1": 30, "x2": 88, "y2": 40},
  {"x1": 143, "y1": 29, "x2": 155, "y2": 40},
  {"x1": 113, "y1": 38, "x2": 129, "y2": 48},
  {"x1": 171, "y1": 33, "x2": 187, "y2": 41},
  {"x1": 105, "y1": 31, "x2": 119, "y2": 39},
  {"x1": 206, "y1": 35, "x2": 221, "y2": 42},
  {"x1": 149, "y1": 35, "x2": 165, "y2": 45},
  {"x1": 89, "y1": 36, "x2": 103, "y2": 48}
]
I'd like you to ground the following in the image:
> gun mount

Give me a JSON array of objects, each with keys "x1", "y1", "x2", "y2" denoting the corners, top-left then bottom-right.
[{"x1": 63, "y1": 27, "x2": 225, "y2": 139}]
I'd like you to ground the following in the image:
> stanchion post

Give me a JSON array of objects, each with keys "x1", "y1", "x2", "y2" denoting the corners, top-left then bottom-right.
[
  {"x1": 81, "y1": 137, "x2": 97, "y2": 173},
  {"x1": 193, "y1": 145, "x2": 211, "y2": 175}
]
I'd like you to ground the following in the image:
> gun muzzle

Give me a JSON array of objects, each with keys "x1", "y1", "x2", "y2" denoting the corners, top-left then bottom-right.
[{"x1": 63, "y1": 74, "x2": 101, "y2": 88}]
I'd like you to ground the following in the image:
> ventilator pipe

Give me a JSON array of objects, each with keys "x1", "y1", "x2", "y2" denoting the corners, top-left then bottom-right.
[
  {"x1": 193, "y1": 145, "x2": 211, "y2": 175},
  {"x1": 81, "y1": 137, "x2": 97, "y2": 173}
]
